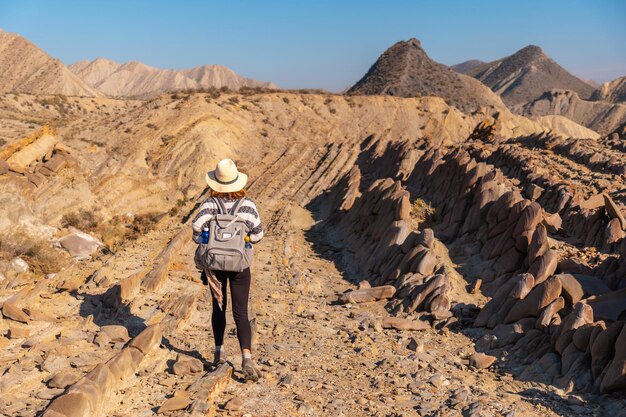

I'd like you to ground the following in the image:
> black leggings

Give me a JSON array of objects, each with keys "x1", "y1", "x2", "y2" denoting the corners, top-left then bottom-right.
[{"x1": 202, "y1": 268, "x2": 252, "y2": 351}]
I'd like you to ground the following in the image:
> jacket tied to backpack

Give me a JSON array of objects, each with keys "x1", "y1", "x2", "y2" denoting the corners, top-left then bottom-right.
[{"x1": 194, "y1": 197, "x2": 254, "y2": 273}]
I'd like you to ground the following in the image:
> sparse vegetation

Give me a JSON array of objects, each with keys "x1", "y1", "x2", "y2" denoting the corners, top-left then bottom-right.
[
  {"x1": 0, "y1": 229, "x2": 69, "y2": 274},
  {"x1": 61, "y1": 208, "x2": 102, "y2": 231},
  {"x1": 409, "y1": 198, "x2": 438, "y2": 227}
]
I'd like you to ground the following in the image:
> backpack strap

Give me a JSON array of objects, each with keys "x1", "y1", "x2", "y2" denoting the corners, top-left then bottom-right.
[
  {"x1": 213, "y1": 197, "x2": 227, "y2": 215},
  {"x1": 229, "y1": 198, "x2": 246, "y2": 215}
]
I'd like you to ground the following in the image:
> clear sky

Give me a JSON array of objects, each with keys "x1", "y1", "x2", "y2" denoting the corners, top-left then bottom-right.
[{"x1": 1, "y1": 0, "x2": 625, "y2": 91}]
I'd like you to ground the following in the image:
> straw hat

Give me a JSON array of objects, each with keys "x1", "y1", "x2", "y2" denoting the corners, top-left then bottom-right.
[{"x1": 205, "y1": 159, "x2": 248, "y2": 193}]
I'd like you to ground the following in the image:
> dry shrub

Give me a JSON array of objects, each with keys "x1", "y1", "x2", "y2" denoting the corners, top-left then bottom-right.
[
  {"x1": 410, "y1": 198, "x2": 438, "y2": 228},
  {"x1": 95, "y1": 213, "x2": 160, "y2": 250},
  {"x1": 61, "y1": 209, "x2": 102, "y2": 232},
  {"x1": 0, "y1": 229, "x2": 69, "y2": 274}
]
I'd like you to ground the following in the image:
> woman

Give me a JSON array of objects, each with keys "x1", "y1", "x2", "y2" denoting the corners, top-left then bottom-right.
[{"x1": 192, "y1": 158, "x2": 263, "y2": 381}]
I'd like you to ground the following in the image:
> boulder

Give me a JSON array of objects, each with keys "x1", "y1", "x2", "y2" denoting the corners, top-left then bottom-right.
[
  {"x1": 338, "y1": 286, "x2": 396, "y2": 304},
  {"x1": 172, "y1": 354, "x2": 203, "y2": 376},
  {"x1": 381, "y1": 317, "x2": 429, "y2": 331},
  {"x1": 158, "y1": 391, "x2": 190, "y2": 414},
  {"x1": 536, "y1": 296, "x2": 565, "y2": 330},
  {"x1": 527, "y1": 250, "x2": 557, "y2": 284},
  {"x1": 587, "y1": 288, "x2": 626, "y2": 322},
  {"x1": 100, "y1": 325, "x2": 130, "y2": 343},
  {"x1": 470, "y1": 353, "x2": 496, "y2": 369},
  {"x1": 603, "y1": 193, "x2": 626, "y2": 230},
  {"x1": 504, "y1": 276, "x2": 562, "y2": 323},
  {"x1": 129, "y1": 324, "x2": 162, "y2": 355},
  {"x1": 48, "y1": 370, "x2": 81, "y2": 389},
  {"x1": 57, "y1": 228, "x2": 103, "y2": 259},
  {"x1": 513, "y1": 202, "x2": 542, "y2": 236},
  {"x1": 556, "y1": 274, "x2": 585, "y2": 305},
  {"x1": 0, "y1": 158, "x2": 9, "y2": 175},
  {"x1": 2, "y1": 302, "x2": 30, "y2": 323},
  {"x1": 600, "y1": 324, "x2": 626, "y2": 392},
  {"x1": 591, "y1": 321, "x2": 624, "y2": 378},
  {"x1": 6, "y1": 133, "x2": 57, "y2": 170},
  {"x1": 10, "y1": 257, "x2": 29, "y2": 273}
]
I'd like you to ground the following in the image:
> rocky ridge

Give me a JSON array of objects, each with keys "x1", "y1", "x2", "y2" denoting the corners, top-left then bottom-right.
[
  {"x1": 1, "y1": 90, "x2": 625, "y2": 417},
  {"x1": 347, "y1": 38, "x2": 507, "y2": 113},
  {"x1": 69, "y1": 58, "x2": 277, "y2": 98},
  {"x1": 463, "y1": 45, "x2": 596, "y2": 106},
  {"x1": 0, "y1": 30, "x2": 102, "y2": 97}
]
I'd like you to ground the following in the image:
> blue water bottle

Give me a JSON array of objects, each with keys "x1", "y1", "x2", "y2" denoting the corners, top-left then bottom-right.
[{"x1": 201, "y1": 225, "x2": 209, "y2": 244}]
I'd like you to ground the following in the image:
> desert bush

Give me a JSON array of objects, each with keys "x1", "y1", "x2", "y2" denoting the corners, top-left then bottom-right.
[
  {"x1": 61, "y1": 209, "x2": 102, "y2": 232},
  {"x1": 410, "y1": 198, "x2": 438, "y2": 228},
  {"x1": 228, "y1": 97, "x2": 240, "y2": 105},
  {"x1": 0, "y1": 229, "x2": 69, "y2": 274},
  {"x1": 282, "y1": 97, "x2": 290, "y2": 104},
  {"x1": 95, "y1": 213, "x2": 160, "y2": 250}
]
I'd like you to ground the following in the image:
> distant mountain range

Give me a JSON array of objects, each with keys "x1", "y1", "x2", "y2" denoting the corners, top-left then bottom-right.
[
  {"x1": 450, "y1": 46, "x2": 626, "y2": 135},
  {"x1": 69, "y1": 58, "x2": 277, "y2": 98},
  {"x1": 457, "y1": 45, "x2": 596, "y2": 106},
  {"x1": 347, "y1": 38, "x2": 506, "y2": 113},
  {"x1": 0, "y1": 29, "x2": 276, "y2": 98},
  {"x1": 0, "y1": 29, "x2": 103, "y2": 97}
]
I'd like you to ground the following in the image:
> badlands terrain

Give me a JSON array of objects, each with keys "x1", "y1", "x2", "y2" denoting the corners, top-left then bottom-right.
[{"x1": 0, "y1": 31, "x2": 626, "y2": 417}]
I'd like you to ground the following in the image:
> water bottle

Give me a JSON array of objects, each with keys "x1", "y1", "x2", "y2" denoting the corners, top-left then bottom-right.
[
  {"x1": 201, "y1": 225, "x2": 209, "y2": 244},
  {"x1": 244, "y1": 235, "x2": 252, "y2": 249}
]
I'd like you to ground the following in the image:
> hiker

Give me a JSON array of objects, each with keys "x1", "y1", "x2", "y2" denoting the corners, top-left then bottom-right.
[{"x1": 192, "y1": 158, "x2": 263, "y2": 381}]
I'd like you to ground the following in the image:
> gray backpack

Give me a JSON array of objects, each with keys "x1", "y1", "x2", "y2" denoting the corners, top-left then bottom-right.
[{"x1": 194, "y1": 198, "x2": 254, "y2": 272}]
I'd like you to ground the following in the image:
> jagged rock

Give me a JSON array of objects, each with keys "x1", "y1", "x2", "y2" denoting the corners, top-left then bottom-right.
[
  {"x1": 557, "y1": 274, "x2": 585, "y2": 305},
  {"x1": 0, "y1": 158, "x2": 8, "y2": 175},
  {"x1": 44, "y1": 392, "x2": 91, "y2": 417},
  {"x1": 591, "y1": 321, "x2": 625, "y2": 378},
  {"x1": 417, "y1": 229, "x2": 435, "y2": 249},
  {"x1": 224, "y1": 396, "x2": 244, "y2": 411},
  {"x1": 381, "y1": 317, "x2": 429, "y2": 331},
  {"x1": 8, "y1": 324, "x2": 30, "y2": 338},
  {"x1": 107, "y1": 349, "x2": 138, "y2": 381},
  {"x1": 407, "y1": 337, "x2": 424, "y2": 352},
  {"x1": 173, "y1": 354, "x2": 203, "y2": 375},
  {"x1": 338, "y1": 286, "x2": 396, "y2": 304},
  {"x1": 48, "y1": 370, "x2": 80, "y2": 389},
  {"x1": 527, "y1": 249, "x2": 557, "y2": 284},
  {"x1": 129, "y1": 324, "x2": 162, "y2": 354},
  {"x1": 604, "y1": 218, "x2": 625, "y2": 246},
  {"x1": 10, "y1": 257, "x2": 29, "y2": 273},
  {"x1": 587, "y1": 288, "x2": 626, "y2": 322},
  {"x1": 415, "y1": 249, "x2": 437, "y2": 275},
  {"x1": 2, "y1": 302, "x2": 30, "y2": 323},
  {"x1": 357, "y1": 280, "x2": 371, "y2": 290},
  {"x1": 100, "y1": 325, "x2": 130, "y2": 343},
  {"x1": 603, "y1": 193, "x2": 626, "y2": 230},
  {"x1": 542, "y1": 212, "x2": 562, "y2": 233},
  {"x1": 469, "y1": 353, "x2": 496, "y2": 369},
  {"x1": 57, "y1": 228, "x2": 103, "y2": 259},
  {"x1": 158, "y1": 391, "x2": 190, "y2": 413},
  {"x1": 527, "y1": 224, "x2": 548, "y2": 263},
  {"x1": 600, "y1": 324, "x2": 626, "y2": 392},
  {"x1": 536, "y1": 297, "x2": 565, "y2": 330},
  {"x1": 524, "y1": 183, "x2": 544, "y2": 200},
  {"x1": 513, "y1": 202, "x2": 542, "y2": 236},
  {"x1": 504, "y1": 276, "x2": 562, "y2": 323}
]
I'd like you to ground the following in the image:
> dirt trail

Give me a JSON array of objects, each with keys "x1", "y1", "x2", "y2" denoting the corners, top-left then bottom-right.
[{"x1": 96, "y1": 152, "x2": 579, "y2": 417}]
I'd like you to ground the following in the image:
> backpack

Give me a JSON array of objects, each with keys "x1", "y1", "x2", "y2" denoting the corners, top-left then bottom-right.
[{"x1": 194, "y1": 197, "x2": 254, "y2": 272}]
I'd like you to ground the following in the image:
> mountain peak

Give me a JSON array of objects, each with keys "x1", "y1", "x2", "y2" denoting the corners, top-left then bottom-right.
[
  {"x1": 347, "y1": 38, "x2": 506, "y2": 112},
  {"x1": 466, "y1": 44, "x2": 594, "y2": 105}
]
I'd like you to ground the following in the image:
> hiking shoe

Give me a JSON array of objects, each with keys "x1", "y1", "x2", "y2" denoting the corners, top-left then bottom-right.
[{"x1": 242, "y1": 358, "x2": 260, "y2": 382}]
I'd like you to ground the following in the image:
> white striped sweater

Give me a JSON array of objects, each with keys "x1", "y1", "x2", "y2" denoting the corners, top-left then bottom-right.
[{"x1": 191, "y1": 197, "x2": 264, "y2": 244}]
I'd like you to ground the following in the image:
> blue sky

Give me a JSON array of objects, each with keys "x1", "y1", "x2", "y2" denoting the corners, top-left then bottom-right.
[{"x1": 1, "y1": 0, "x2": 625, "y2": 91}]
